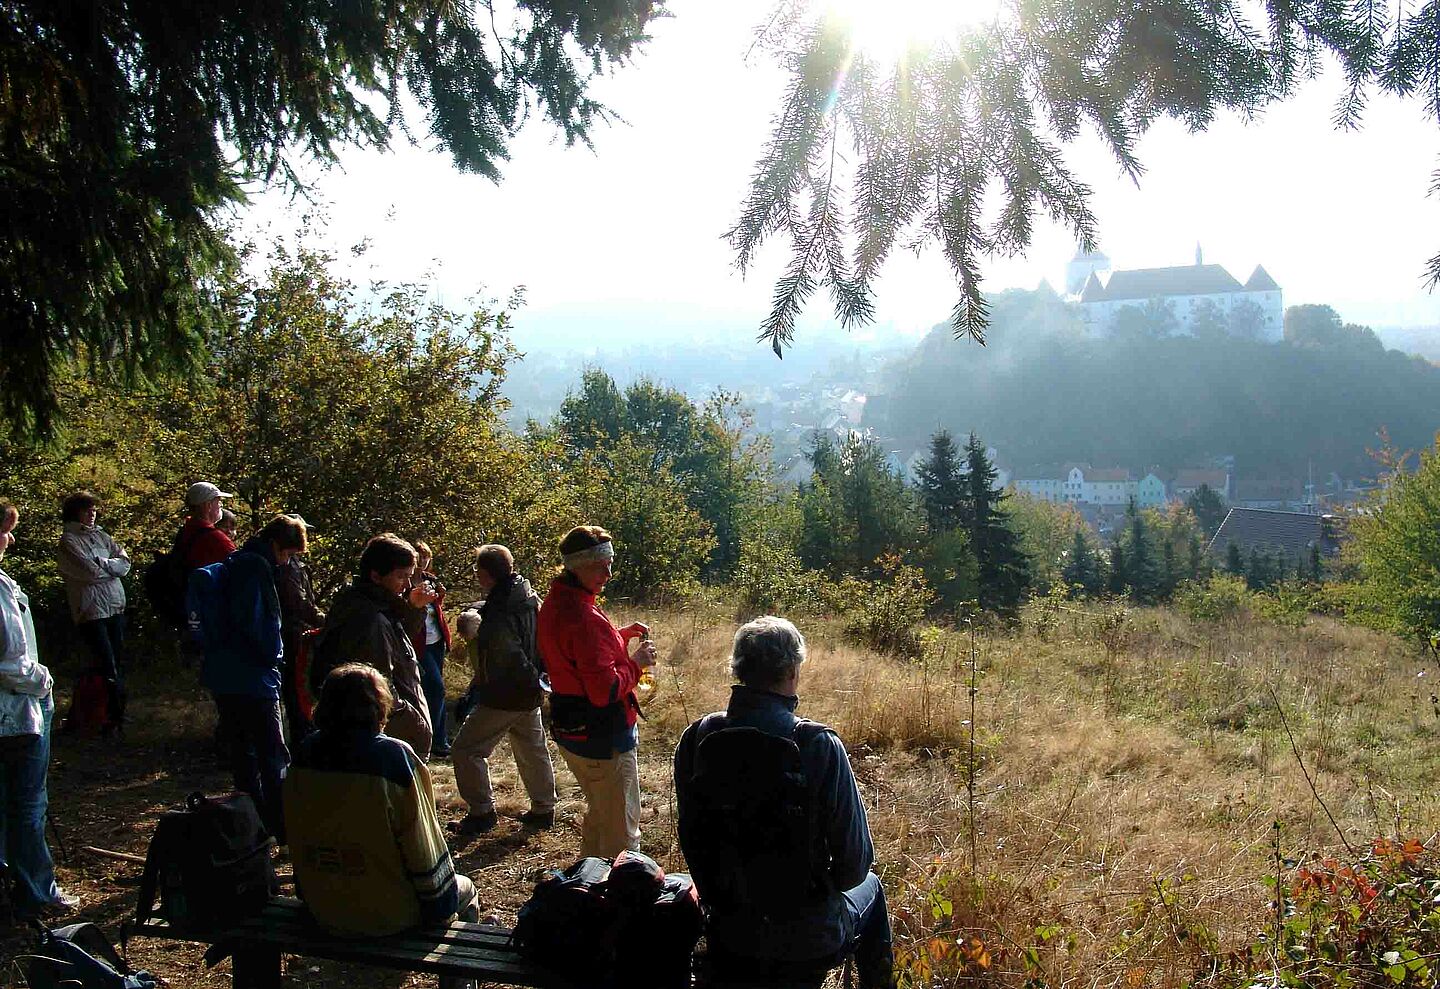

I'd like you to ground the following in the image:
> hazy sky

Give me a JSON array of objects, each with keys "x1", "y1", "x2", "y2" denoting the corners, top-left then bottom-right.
[{"x1": 245, "y1": 0, "x2": 1440, "y2": 354}]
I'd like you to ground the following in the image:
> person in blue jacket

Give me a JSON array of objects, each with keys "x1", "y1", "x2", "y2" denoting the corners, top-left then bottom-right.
[{"x1": 190, "y1": 514, "x2": 308, "y2": 841}]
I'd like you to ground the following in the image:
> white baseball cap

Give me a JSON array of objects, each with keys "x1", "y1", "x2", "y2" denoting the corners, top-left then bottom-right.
[{"x1": 186, "y1": 481, "x2": 235, "y2": 507}]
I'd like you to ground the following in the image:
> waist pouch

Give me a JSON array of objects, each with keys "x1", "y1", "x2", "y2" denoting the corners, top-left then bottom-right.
[{"x1": 548, "y1": 693, "x2": 625, "y2": 759}]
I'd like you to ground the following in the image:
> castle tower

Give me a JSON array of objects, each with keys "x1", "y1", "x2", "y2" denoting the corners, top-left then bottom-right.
[
  {"x1": 1065, "y1": 245, "x2": 1110, "y2": 297},
  {"x1": 1195, "y1": 241, "x2": 1203, "y2": 266}
]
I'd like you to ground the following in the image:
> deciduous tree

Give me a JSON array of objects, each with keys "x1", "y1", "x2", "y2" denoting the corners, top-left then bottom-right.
[{"x1": 0, "y1": 0, "x2": 662, "y2": 436}]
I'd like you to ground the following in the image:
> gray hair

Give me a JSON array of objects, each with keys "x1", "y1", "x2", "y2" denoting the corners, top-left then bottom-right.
[{"x1": 730, "y1": 616, "x2": 807, "y2": 688}]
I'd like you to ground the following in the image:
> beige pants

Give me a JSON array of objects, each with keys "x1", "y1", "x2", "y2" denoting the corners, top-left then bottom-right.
[
  {"x1": 451, "y1": 705, "x2": 557, "y2": 815},
  {"x1": 558, "y1": 746, "x2": 641, "y2": 859}
]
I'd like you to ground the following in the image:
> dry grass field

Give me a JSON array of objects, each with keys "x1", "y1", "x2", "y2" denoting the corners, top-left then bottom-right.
[{"x1": 5, "y1": 598, "x2": 1438, "y2": 988}]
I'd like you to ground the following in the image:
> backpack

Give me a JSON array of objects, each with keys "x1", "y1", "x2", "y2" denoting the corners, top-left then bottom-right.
[
  {"x1": 680, "y1": 715, "x2": 833, "y2": 916},
  {"x1": 513, "y1": 851, "x2": 702, "y2": 989},
  {"x1": 185, "y1": 560, "x2": 232, "y2": 651},
  {"x1": 142, "y1": 528, "x2": 200, "y2": 629},
  {"x1": 135, "y1": 791, "x2": 276, "y2": 936},
  {"x1": 291, "y1": 627, "x2": 322, "y2": 722},
  {"x1": 15, "y1": 921, "x2": 158, "y2": 989},
  {"x1": 63, "y1": 673, "x2": 112, "y2": 735}
]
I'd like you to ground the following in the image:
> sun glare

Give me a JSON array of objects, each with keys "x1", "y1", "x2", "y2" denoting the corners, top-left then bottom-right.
[{"x1": 816, "y1": 0, "x2": 1005, "y2": 63}]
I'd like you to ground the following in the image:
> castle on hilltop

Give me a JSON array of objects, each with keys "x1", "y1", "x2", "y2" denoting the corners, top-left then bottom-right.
[{"x1": 1065, "y1": 244, "x2": 1283, "y2": 341}]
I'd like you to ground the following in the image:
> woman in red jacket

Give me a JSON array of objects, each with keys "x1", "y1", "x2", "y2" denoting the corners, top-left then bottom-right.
[{"x1": 536, "y1": 525, "x2": 656, "y2": 857}]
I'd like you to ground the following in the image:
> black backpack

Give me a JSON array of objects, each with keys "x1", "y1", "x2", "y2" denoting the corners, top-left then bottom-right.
[
  {"x1": 680, "y1": 715, "x2": 833, "y2": 917},
  {"x1": 135, "y1": 791, "x2": 276, "y2": 936},
  {"x1": 142, "y1": 528, "x2": 200, "y2": 629},
  {"x1": 513, "y1": 852, "x2": 702, "y2": 989},
  {"x1": 15, "y1": 922, "x2": 158, "y2": 989}
]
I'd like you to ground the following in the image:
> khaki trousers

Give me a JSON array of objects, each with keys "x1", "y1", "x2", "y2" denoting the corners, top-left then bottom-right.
[
  {"x1": 558, "y1": 746, "x2": 641, "y2": 859},
  {"x1": 451, "y1": 705, "x2": 557, "y2": 815}
]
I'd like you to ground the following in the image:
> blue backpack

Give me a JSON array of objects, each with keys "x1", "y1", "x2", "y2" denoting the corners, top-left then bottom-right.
[
  {"x1": 15, "y1": 921, "x2": 158, "y2": 989},
  {"x1": 186, "y1": 559, "x2": 232, "y2": 651}
]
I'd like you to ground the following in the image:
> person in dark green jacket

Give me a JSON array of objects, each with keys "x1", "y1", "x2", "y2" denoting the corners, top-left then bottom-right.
[{"x1": 450, "y1": 544, "x2": 557, "y2": 835}]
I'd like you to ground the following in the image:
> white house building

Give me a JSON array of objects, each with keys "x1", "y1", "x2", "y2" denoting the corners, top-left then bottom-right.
[
  {"x1": 1013, "y1": 465, "x2": 1167, "y2": 508},
  {"x1": 1071, "y1": 245, "x2": 1283, "y2": 341}
]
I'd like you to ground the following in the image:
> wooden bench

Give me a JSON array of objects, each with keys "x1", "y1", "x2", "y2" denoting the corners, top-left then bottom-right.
[
  {"x1": 128, "y1": 896, "x2": 851, "y2": 989},
  {"x1": 127, "y1": 896, "x2": 581, "y2": 989}
]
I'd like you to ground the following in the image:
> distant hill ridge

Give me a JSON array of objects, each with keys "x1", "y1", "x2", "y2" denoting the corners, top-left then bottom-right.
[{"x1": 867, "y1": 290, "x2": 1440, "y2": 483}]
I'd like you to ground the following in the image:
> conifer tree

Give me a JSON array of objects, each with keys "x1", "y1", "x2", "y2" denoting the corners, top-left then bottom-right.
[
  {"x1": 1188, "y1": 532, "x2": 1209, "y2": 581},
  {"x1": 1122, "y1": 498, "x2": 1158, "y2": 602},
  {"x1": 958, "y1": 433, "x2": 1030, "y2": 613},
  {"x1": 1226, "y1": 542, "x2": 1245, "y2": 576},
  {"x1": 0, "y1": 0, "x2": 662, "y2": 437},
  {"x1": 1186, "y1": 484, "x2": 1229, "y2": 537},
  {"x1": 1061, "y1": 528, "x2": 1102, "y2": 597},
  {"x1": 1108, "y1": 543, "x2": 1128, "y2": 596},
  {"x1": 914, "y1": 429, "x2": 966, "y2": 531},
  {"x1": 737, "y1": 1, "x2": 1440, "y2": 352}
]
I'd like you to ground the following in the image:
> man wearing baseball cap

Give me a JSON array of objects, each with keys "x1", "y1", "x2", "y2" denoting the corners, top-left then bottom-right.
[{"x1": 178, "y1": 481, "x2": 236, "y2": 571}]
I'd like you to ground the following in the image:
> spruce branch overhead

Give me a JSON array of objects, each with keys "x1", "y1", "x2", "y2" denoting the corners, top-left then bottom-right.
[
  {"x1": 0, "y1": 0, "x2": 665, "y2": 439},
  {"x1": 733, "y1": 0, "x2": 1440, "y2": 354}
]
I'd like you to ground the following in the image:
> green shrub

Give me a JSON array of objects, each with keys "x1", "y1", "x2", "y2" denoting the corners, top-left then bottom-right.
[
  {"x1": 830, "y1": 556, "x2": 935, "y2": 658},
  {"x1": 1175, "y1": 574, "x2": 1251, "y2": 623},
  {"x1": 732, "y1": 533, "x2": 829, "y2": 620}
]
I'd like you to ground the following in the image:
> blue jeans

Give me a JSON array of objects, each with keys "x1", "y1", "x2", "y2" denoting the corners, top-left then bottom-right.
[
  {"x1": 420, "y1": 641, "x2": 448, "y2": 750},
  {"x1": 0, "y1": 694, "x2": 60, "y2": 914},
  {"x1": 214, "y1": 695, "x2": 289, "y2": 842},
  {"x1": 843, "y1": 873, "x2": 895, "y2": 988},
  {"x1": 708, "y1": 873, "x2": 894, "y2": 989}
]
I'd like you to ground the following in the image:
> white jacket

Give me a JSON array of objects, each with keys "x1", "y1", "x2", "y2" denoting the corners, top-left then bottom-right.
[
  {"x1": 0, "y1": 566, "x2": 53, "y2": 737},
  {"x1": 57, "y1": 521, "x2": 130, "y2": 623}
]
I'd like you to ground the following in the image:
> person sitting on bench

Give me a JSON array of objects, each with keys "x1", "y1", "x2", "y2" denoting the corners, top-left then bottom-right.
[
  {"x1": 283, "y1": 662, "x2": 478, "y2": 937},
  {"x1": 673, "y1": 616, "x2": 895, "y2": 989}
]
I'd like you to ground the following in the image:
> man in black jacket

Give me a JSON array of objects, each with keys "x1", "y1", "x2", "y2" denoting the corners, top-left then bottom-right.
[
  {"x1": 674, "y1": 616, "x2": 894, "y2": 988},
  {"x1": 450, "y1": 544, "x2": 557, "y2": 835}
]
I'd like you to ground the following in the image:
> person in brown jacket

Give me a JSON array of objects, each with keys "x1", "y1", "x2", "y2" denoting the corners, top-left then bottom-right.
[
  {"x1": 310, "y1": 533, "x2": 433, "y2": 760},
  {"x1": 276, "y1": 515, "x2": 325, "y2": 742}
]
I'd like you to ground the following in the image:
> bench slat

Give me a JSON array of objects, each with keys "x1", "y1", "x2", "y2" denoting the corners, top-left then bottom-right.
[{"x1": 131, "y1": 901, "x2": 582, "y2": 989}]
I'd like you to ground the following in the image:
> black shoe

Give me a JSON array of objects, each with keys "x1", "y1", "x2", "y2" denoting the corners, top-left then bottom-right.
[
  {"x1": 517, "y1": 809, "x2": 554, "y2": 829},
  {"x1": 431, "y1": 747, "x2": 451, "y2": 759},
  {"x1": 453, "y1": 810, "x2": 498, "y2": 835}
]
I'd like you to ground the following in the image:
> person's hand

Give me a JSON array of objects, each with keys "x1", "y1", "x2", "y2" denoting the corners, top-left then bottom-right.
[
  {"x1": 408, "y1": 582, "x2": 439, "y2": 607},
  {"x1": 634, "y1": 638, "x2": 657, "y2": 669},
  {"x1": 620, "y1": 621, "x2": 650, "y2": 640}
]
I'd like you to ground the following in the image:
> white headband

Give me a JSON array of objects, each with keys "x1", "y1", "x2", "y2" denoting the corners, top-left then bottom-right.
[{"x1": 563, "y1": 542, "x2": 615, "y2": 568}]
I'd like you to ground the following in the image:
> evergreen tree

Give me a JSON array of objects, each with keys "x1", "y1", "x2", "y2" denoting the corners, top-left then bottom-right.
[
  {"x1": 1122, "y1": 499, "x2": 1158, "y2": 602},
  {"x1": 1188, "y1": 532, "x2": 1209, "y2": 581},
  {"x1": 958, "y1": 433, "x2": 1030, "y2": 614},
  {"x1": 1061, "y1": 529, "x2": 1102, "y2": 597},
  {"x1": 1226, "y1": 542, "x2": 1245, "y2": 575},
  {"x1": 1108, "y1": 543, "x2": 1128, "y2": 596},
  {"x1": 0, "y1": 0, "x2": 662, "y2": 437},
  {"x1": 1160, "y1": 539, "x2": 1178, "y2": 600},
  {"x1": 736, "y1": 1, "x2": 1440, "y2": 352},
  {"x1": 1309, "y1": 543, "x2": 1324, "y2": 582},
  {"x1": 1186, "y1": 484, "x2": 1228, "y2": 537},
  {"x1": 798, "y1": 431, "x2": 918, "y2": 575},
  {"x1": 914, "y1": 429, "x2": 966, "y2": 531}
]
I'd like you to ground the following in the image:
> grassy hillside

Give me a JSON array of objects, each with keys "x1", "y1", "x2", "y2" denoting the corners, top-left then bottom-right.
[{"x1": 10, "y1": 601, "x2": 1438, "y2": 988}]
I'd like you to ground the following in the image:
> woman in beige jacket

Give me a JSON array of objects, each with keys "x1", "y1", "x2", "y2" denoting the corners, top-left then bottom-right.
[{"x1": 55, "y1": 490, "x2": 130, "y2": 733}]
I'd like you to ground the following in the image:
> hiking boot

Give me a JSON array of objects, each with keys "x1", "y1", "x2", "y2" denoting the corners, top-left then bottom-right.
[
  {"x1": 517, "y1": 809, "x2": 554, "y2": 829},
  {"x1": 453, "y1": 810, "x2": 498, "y2": 835}
]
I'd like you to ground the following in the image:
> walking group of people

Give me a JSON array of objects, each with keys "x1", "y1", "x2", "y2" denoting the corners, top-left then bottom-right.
[{"x1": 1, "y1": 482, "x2": 894, "y2": 987}]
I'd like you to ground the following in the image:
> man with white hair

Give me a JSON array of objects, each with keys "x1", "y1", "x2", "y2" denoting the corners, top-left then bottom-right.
[{"x1": 673, "y1": 616, "x2": 894, "y2": 988}]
